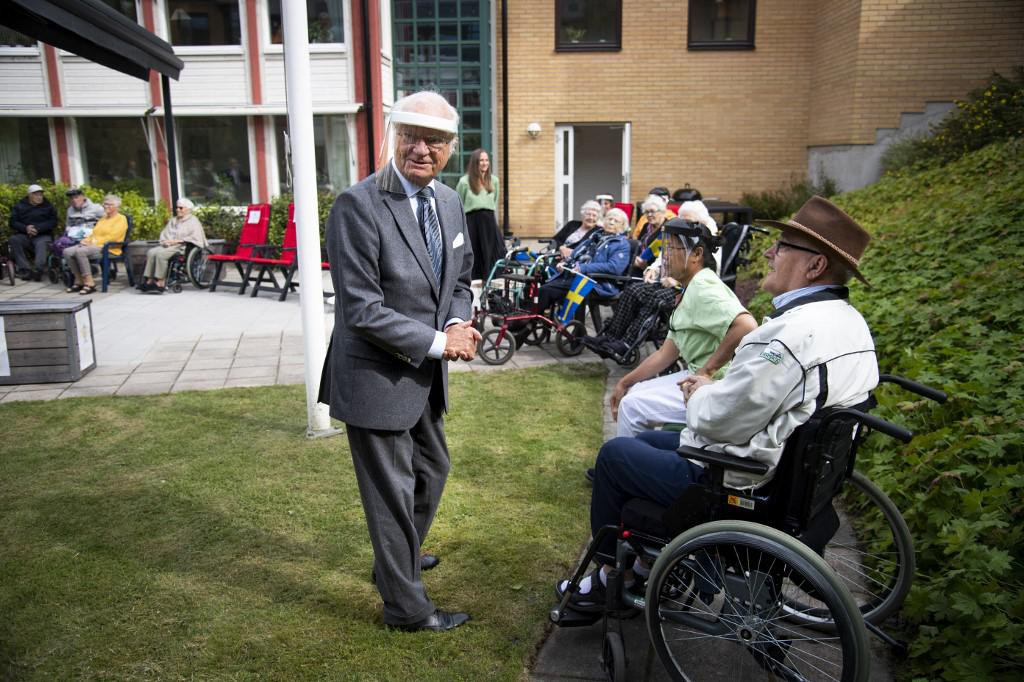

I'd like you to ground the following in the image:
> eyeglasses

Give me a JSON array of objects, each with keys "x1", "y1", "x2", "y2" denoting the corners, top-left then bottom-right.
[
  {"x1": 643, "y1": 209, "x2": 663, "y2": 216},
  {"x1": 774, "y1": 239, "x2": 821, "y2": 256},
  {"x1": 398, "y1": 131, "x2": 453, "y2": 152},
  {"x1": 176, "y1": 206, "x2": 187, "y2": 210}
]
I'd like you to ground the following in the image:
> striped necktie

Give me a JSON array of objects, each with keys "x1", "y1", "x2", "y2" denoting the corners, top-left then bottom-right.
[{"x1": 416, "y1": 186, "x2": 443, "y2": 283}]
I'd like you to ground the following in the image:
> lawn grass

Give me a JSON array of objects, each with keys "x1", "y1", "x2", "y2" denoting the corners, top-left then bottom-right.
[{"x1": 0, "y1": 364, "x2": 607, "y2": 681}]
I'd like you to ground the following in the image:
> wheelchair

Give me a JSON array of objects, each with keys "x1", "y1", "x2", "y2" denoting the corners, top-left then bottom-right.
[
  {"x1": 551, "y1": 374, "x2": 946, "y2": 681},
  {"x1": 163, "y1": 242, "x2": 215, "y2": 293}
]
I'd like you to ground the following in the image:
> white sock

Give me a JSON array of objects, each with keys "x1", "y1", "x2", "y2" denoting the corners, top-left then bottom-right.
[
  {"x1": 560, "y1": 568, "x2": 634, "y2": 596},
  {"x1": 632, "y1": 558, "x2": 651, "y2": 580}
]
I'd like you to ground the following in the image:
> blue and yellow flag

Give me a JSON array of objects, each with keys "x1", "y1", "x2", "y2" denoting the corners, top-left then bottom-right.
[{"x1": 555, "y1": 272, "x2": 595, "y2": 324}]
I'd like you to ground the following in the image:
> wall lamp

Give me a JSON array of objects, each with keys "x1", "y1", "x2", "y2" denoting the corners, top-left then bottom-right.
[{"x1": 526, "y1": 122, "x2": 542, "y2": 138}]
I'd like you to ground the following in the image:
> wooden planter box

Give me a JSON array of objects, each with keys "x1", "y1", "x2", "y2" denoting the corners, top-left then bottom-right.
[{"x1": 0, "y1": 299, "x2": 96, "y2": 385}]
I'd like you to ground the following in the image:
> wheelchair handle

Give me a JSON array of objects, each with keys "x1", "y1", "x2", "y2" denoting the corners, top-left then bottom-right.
[
  {"x1": 828, "y1": 408, "x2": 914, "y2": 443},
  {"x1": 677, "y1": 444, "x2": 770, "y2": 475},
  {"x1": 878, "y1": 374, "x2": 948, "y2": 403}
]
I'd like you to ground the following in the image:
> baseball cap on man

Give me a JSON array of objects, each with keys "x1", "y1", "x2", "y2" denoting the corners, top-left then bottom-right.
[
  {"x1": 27, "y1": 184, "x2": 43, "y2": 193},
  {"x1": 66, "y1": 187, "x2": 84, "y2": 197}
]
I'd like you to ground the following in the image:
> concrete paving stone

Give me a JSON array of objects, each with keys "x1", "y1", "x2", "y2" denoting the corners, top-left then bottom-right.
[
  {"x1": 60, "y1": 386, "x2": 120, "y2": 399},
  {"x1": 143, "y1": 350, "x2": 192, "y2": 362},
  {"x1": 448, "y1": 363, "x2": 474, "y2": 373},
  {"x1": 194, "y1": 347, "x2": 237, "y2": 359},
  {"x1": 135, "y1": 361, "x2": 186, "y2": 374},
  {"x1": 227, "y1": 365, "x2": 277, "y2": 379},
  {"x1": 230, "y1": 355, "x2": 280, "y2": 368},
  {"x1": 7, "y1": 382, "x2": 72, "y2": 391},
  {"x1": 122, "y1": 371, "x2": 180, "y2": 384},
  {"x1": 2, "y1": 389, "x2": 67, "y2": 402},
  {"x1": 183, "y1": 357, "x2": 233, "y2": 370},
  {"x1": 71, "y1": 374, "x2": 129, "y2": 388},
  {"x1": 171, "y1": 379, "x2": 227, "y2": 393},
  {"x1": 275, "y1": 374, "x2": 304, "y2": 385},
  {"x1": 154, "y1": 341, "x2": 198, "y2": 351},
  {"x1": 116, "y1": 382, "x2": 174, "y2": 396},
  {"x1": 177, "y1": 368, "x2": 229, "y2": 382},
  {"x1": 91, "y1": 363, "x2": 140, "y2": 376},
  {"x1": 223, "y1": 376, "x2": 276, "y2": 388}
]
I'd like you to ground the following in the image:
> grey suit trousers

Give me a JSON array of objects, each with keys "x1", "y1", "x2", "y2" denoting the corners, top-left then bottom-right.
[{"x1": 346, "y1": 395, "x2": 450, "y2": 625}]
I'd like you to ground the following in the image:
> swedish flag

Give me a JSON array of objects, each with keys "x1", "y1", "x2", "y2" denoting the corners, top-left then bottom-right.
[{"x1": 556, "y1": 272, "x2": 596, "y2": 324}]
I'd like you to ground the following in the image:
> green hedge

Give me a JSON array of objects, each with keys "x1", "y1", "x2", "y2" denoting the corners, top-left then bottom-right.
[{"x1": 1, "y1": 183, "x2": 338, "y2": 250}]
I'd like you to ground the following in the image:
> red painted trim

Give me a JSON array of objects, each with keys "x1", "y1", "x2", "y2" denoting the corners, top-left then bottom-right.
[
  {"x1": 53, "y1": 119, "x2": 71, "y2": 182},
  {"x1": 153, "y1": 121, "x2": 172, "y2": 208},
  {"x1": 140, "y1": 0, "x2": 170, "y2": 205},
  {"x1": 245, "y1": 0, "x2": 263, "y2": 103},
  {"x1": 365, "y1": 1, "x2": 384, "y2": 163},
  {"x1": 253, "y1": 119, "x2": 268, "y2": 201},
  {"x1": 350, "y1": 0, "x2": 370, "y2": 178},
  {"x1": 140, "y1": 0, "x2": 162, "y2": 106},
  {"x1": 43, "y1": 45, "x2": 62, "y2": 107}
]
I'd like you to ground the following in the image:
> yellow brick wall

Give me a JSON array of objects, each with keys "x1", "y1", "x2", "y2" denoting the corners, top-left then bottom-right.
[{"x1": 497, "y1": 0, "x2": 1024, "y2": 234}]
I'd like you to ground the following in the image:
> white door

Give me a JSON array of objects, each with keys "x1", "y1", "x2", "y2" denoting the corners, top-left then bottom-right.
[{"x1": 554, "y1": 124, "x2": 574, "y2": 230}]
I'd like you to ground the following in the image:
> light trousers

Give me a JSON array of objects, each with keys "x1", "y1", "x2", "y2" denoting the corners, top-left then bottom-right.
[
  {"x1": 143, "y1": 244, "x2": 185, "y2": 279},
  {"x1": 63, "y1": 244, "x2": 102, "y2": 282},
  {"x1": 616, "y1": 369, "x2": 690, "y2": 437}
]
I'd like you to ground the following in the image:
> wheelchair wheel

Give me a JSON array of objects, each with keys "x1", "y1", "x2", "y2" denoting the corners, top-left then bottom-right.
[
  {"x1": 602, "y1": 631, "x2": 627, "y2": 682},
  {"x1": 646, "y1": 520, "x2": 870, "y2": 682},
  {"x1": 186, "y1": 247, "x2": 214, "y2": 289},
  {"x1": 478, "y1": 328, "x2": 515, "y2": 365},
  {"x1": 555, "y1": 320, "x2": 585, "y2": 357},
  {"x1": 785, "y1": 471, "x2": 914, "y2": 629},
  {"x1": 520, "y1": 319, "x2": 551, "y2": 346}
]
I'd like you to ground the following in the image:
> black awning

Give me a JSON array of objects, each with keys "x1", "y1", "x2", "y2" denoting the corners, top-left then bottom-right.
[{"x1": 2, "y1": 0, "x2": 183, "y2": 81}]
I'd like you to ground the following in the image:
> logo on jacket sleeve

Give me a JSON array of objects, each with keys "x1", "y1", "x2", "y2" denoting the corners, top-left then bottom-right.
[{"x1": 759, "y1": 348, "x2": 783, "y2": 365}]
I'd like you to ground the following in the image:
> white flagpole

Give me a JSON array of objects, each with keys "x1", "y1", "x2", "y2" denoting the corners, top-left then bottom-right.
[{"x1": 282, "y1": 0, "x2": 336, "y2": 436}]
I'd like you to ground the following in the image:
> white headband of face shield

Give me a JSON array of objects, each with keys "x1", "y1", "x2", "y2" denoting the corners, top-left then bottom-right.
[{"x1": 388, "y1": 110, "x2": 459, "y2": 134}]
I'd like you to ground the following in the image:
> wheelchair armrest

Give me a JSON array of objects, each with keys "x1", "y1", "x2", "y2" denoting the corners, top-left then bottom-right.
[
  {"x1": 878, "y1": 373, "x2": 948, "y2": 403},
  {"x1": 586, "y1": 273, "x2": 642, "y2": 284},
  {"x1": 677, "y1": 444, "x2": 770, "y2": 476},
  {"x1": 100, "y1": 240, "x2": 129, "y2": 256},
  {"x1": 825, "y1": 408, "x2": 914, "y2": 443}
]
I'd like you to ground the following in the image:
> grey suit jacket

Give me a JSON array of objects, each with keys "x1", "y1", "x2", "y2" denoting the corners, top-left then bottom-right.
[{"x1": 321, "y1": 162, "x2": 475, "y2": 431}]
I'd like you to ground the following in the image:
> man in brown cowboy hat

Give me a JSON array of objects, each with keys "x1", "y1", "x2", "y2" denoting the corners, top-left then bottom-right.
[{"x1": 556, "y1": 195, "x2": 879, "y2": 610}]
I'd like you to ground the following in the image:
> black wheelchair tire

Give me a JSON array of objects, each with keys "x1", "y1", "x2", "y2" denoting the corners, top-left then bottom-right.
[
  {"x1": 784, "y1": 471, "x2": 914, "y2": 630},
  {"x1": 478, "y1": 328, "x2": 515, "y2": 365},
  {"x1": 555, "y1": 320, "x2": 585, "y2": 357},
  {"x1": 186, "y1": 247, "x2": 214, "y2": 289},
  {"x1": 521, "y1": 319, "x2": 551, "y2": 346},
  {"x1": 646, "y1": 520, "x2": 870, "y2": 682},
  {"x1": 602, "y1": 631, "x2": 627, "y2": 682}
]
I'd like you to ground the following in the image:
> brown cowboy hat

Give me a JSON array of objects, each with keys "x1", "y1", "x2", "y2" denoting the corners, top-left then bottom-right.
[{"x1": 757, "y1": 195, "x2": 871, "y2": 286}]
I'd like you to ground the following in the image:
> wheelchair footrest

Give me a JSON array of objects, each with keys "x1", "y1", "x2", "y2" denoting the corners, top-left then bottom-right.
[{"x1": 549, "y1": 604, "x2": 602, "y2": 628}]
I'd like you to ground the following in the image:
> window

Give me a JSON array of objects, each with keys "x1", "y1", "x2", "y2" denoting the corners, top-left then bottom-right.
[
  {"x1": 555, "y1": 0, "x2": 621, "y2": 52},
  {"x1": 178, "y1": 117, "x2": 251, "y2": 204},
  {"x1": 0, "y1": 27, "x2": 36, "y2": 47},
  {"x1": 97, "y1": 0, "x2": 138, "y2": 22},
  {"x1": 688, "y1": 0, "x2": 756, "y2": 50},
  {"x1": 267, "y1": 0, "x2": 345, "y2": 45},
  {"x1": 274, "y1": 115, "x2": 351, "y2": 195},
  {"x1": 167, "y1": 0, "x2": 241, "y2": 46},
  {"x1": 0, "y1": 118, "x2": 54, "y2": 184},
  {"x1": 78, "y1": 118, "x2": 154, "y2": 201}
]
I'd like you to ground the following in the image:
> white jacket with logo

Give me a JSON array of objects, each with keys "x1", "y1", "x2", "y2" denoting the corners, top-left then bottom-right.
[{"x1": 681, "y1": 289, "x2": 878, "y2": 490}]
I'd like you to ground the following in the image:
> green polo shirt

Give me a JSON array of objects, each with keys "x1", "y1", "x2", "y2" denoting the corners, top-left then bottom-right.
[{"x1": 667, "y1": 267, "x2": 746, "y2": 378}]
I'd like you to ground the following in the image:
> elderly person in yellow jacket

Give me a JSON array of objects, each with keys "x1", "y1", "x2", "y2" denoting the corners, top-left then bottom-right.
[
  {"x1": 63, "y1": 194, "x2": 129, "y2": 295},
  {"x1": 141, "y1": 198, "x2": 207, "y2": 295}
]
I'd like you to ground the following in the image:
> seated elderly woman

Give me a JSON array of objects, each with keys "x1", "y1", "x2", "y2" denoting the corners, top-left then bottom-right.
[
  {"x1": 62, "y1": 194, "x2": 129, "y2": 294},
  {"x1": 141, "y1": 198, "x2": 208, "y2": 295},
  {"x1": 630, "y1": 194, "x2": 675, "y2": 275},
  {"x1": 582, "y1": 201, "x2": 720, "y2": 358},
  {"x1": 551, "y1": 200, "x2": 602, "y2": 254},
  {"x1": 537, "y1": 207, "x2": 632, "y2": 317}
]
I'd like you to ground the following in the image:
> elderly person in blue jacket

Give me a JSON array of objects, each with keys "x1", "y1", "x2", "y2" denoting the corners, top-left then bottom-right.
[{"x1": 538, "y1": 207, "x2": 631, "y2": 316}]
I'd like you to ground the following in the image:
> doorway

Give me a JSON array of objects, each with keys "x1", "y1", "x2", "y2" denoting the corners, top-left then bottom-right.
[{"x1": 553, "y1": 123, "x2": 631, "y2": 229}]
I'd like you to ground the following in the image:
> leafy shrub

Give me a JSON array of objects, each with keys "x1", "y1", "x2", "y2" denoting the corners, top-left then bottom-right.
[
  {"x1": 193, "y1": 205, "x2": 245, "y2": 245},
  {"x1": 740, "y1": 174, "x2": 838, "y2": 221},
  {"x1": 267, "y1": 191, "x2": 336, "y2": 246},
  {"x1": 882, "y1": 67, "x2": 1024, "y2": 174},
  {"x1": 834, "y1": 138, "x2": 1024, "y2": 680}
]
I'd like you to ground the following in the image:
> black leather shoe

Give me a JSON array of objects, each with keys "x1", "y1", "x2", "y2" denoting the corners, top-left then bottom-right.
[
  {"x1": 372, "y1": 554, "x2": 441, "y2": 583},
  {"x1": 585, "y1": 467, "x2": 595, "y2": 483},
  {"x1": 388, "y1": 609, "x2": 470, "y2": 632}
]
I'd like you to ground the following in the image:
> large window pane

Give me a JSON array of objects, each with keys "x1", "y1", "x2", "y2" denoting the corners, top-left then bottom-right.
[
  {"x1": 167, "y1": 0, "x2": 241, "y2": 46},
  {"x1": 274, "y1": 115, "x2": 350, "y2": 195},
  {"x1": 688, "y1": 0, "x2": 756, "y2": 49},
  {"x1": 0, "y1": 118, "x2": 53, "y2": 184},
  {"x1": 179, "y1": 117, "x2": 250, "y2": 205},
  {"x1": 267, "y1": 0, "x2": 345, "y2": 45},
  {"x1": 555, "y1": 0, "x2": 621, "y2": 51},
  {"x1": 78, "y1": 118, "x2": 154, "y2": 200}
]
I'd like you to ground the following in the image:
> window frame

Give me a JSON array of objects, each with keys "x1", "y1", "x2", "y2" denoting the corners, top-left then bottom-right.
[
  {"x1": 687, "y1": 0, "x2": 757, "y2": 51},
  {"x1": 554, "y1": 0, "x2": 622, "y2": 53}
]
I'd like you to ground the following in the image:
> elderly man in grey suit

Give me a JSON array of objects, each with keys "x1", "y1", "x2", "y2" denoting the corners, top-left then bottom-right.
[{"x1": 321, "y1": 91, "x2": 481, "y2": 632}]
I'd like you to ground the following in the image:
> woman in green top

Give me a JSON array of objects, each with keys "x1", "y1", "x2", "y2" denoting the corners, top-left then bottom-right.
[{"x1": 456, "y1": 149, "x2": 504, "y2": 281}]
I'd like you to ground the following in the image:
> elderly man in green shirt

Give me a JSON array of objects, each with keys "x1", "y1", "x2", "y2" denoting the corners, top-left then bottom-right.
[{"x1": 609, "y1": 218, "x2": 757, "y2": 438}]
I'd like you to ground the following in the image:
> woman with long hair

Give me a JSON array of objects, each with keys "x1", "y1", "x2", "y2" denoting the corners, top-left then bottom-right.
[{"x1": 456, "y1": 148, "x2": 504, "y2": 281}]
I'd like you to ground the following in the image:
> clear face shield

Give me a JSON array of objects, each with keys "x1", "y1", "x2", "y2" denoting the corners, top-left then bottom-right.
[{"x1": 379, "y1": 108, "x2": 460, "y2": 163}]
